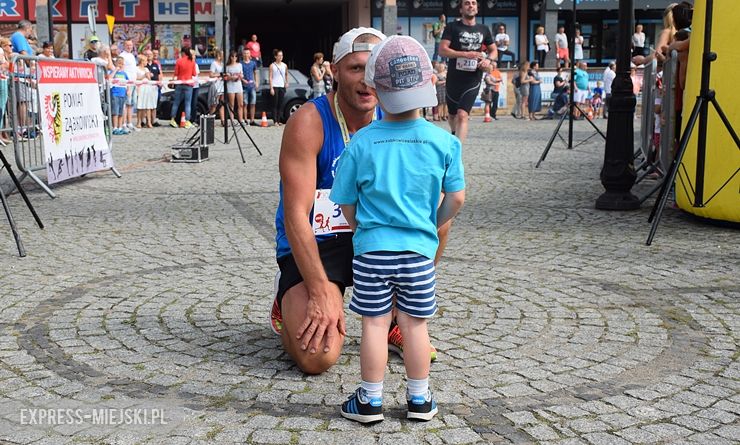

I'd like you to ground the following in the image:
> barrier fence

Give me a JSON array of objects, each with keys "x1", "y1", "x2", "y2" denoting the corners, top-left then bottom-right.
[
  {"x1": 638, "y1": 59, "x2": 657, "y2": 164},
  {"x1": 660, "y1": 51, "x2": 679, "y2": 174},
  {"x1": 7, "y1": 55, "x2": 120, "y2": 199},
  {"x1": 633, "y1": 51, "x2": 680, "y2": 202}
]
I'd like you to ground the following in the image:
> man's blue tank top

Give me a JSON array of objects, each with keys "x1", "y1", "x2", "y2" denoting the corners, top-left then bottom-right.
[{"x1": 274, "y1": 95, "x2": 355, "y2": 259}]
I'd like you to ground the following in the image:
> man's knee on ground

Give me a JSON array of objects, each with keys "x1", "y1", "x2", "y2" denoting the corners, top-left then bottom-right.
[
  {"x1": 279, "y1": 284, "x2": 346, "y2": 375},
  {"x1": 281, "y1": 331, "x2": 343, "y2": 375}
]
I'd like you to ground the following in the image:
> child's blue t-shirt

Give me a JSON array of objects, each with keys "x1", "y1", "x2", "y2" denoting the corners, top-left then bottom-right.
[
  {"x1": 330, "y1": 118, "x2": 465, "y2": 260},
  {"x1": 111, "y1": 71, "x2": 128, "y2": 97},
  {"x1": 593, "y1": 87, "x2": 604, "y2": 97}
]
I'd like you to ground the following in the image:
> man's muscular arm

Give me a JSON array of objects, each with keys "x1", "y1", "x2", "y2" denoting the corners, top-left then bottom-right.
[{"x1": 279, "y1": 103, "x2": 346, "y2": 354}]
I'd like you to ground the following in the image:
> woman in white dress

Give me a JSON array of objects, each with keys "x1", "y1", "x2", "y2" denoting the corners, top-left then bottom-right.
[
  {"x1": 135, "y1": 54, "x2": 157, "y2": 128},
  {"x1": 574, "y1": 28, "x2": 584, "y2": 63}
]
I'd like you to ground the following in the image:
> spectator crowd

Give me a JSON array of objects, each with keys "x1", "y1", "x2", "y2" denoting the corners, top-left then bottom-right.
[
  {"x1": 0, "y1": 2, "x2": 693, "y2": 139},
  {"x1": 0, "y1": 27, "x2": 307, "y2": 138}
]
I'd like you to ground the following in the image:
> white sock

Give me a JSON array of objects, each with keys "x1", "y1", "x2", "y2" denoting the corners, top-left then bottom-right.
[
  {"x1": 360, "y1": 380, "x2": 383, "y2": 401},
  {"x1": 407, "y1": 377, "x2": 429, "y2": 398}
]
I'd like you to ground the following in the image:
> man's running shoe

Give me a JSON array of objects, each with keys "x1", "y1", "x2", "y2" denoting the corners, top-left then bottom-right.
[
  {"x1": 340, "y1": 388, "x2": 383, "y2": 424},
  {"x1": 388, "y1": 322, "x2": 438, "y2": 362},
  {"x1": 407, "y1": 390, "x2": 438, "y2": 421},
  {"x1": 269, "y1": 271, "x2": 283, "y2": 335},
  {"x1": 270, "y1": 297, "x2": 283, "y2": 335}
]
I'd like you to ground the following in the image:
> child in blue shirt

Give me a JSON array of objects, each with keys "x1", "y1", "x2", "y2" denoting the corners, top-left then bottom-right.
[
  {"x1": 592, "y1": 81, "x2": 604, "y2": 118},
  {"x1": 330, "y1": 35, "x2": 465, "y2": 423},
  {"x1": 110, "y1": 57, "x2": 129, "y2": 135}
]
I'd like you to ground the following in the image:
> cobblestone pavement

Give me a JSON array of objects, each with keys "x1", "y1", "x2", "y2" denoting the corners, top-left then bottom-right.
[{"x1": 0, "y1": 116, "x2": 737, "y2": 445}]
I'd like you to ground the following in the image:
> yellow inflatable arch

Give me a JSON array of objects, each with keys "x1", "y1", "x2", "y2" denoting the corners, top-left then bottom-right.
[{"x1": 676, "y1": 0, "x2": 740, "y2": 223}]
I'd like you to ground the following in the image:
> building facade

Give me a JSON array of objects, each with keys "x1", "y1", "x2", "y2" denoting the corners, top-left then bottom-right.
[
  {"x1": 8, "y1": 0, "x2": 677, "y2": 69},
  {"x1": 371, "y1": 0, "x2": 678, "y2": 67}
]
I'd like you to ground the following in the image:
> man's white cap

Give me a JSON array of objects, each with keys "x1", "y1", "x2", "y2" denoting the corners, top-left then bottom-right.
[
  {"x1": 332, "y1": 27, "x2": 387, "y2": 64},
  {"x1": 365, "y1": 35, "x2": 437, "y2": 114}
]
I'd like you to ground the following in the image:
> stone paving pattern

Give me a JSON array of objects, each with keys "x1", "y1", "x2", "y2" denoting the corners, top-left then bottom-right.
[{"x1": 0, "y1": 117, "x2": 737, "y2": 444}]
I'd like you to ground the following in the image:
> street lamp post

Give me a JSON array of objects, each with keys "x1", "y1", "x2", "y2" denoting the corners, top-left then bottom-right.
[{"x1": 595, "y1": 0, "x2": 640, "y2": 210}]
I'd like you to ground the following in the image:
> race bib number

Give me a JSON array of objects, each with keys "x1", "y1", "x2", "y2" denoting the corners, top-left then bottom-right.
[
  {"x1": 456, "y1": 58, "x2": 478, "y2": 72},
  {"x1": 313, "y1": 189, "x2": 352, "y2": 235}
]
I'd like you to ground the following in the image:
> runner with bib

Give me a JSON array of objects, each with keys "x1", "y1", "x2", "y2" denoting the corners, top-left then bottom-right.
[
  {"x1": 433, "y1": 0, "x2": 494, "y2": 266},
  {"x1": 439, "y1": 0, "x2": 496, "y2": 143}
]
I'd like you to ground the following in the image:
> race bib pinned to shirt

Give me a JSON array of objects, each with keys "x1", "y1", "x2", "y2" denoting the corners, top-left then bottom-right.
[
  {"x1": 456, "y1": 58, "x2": 478, "y2": 72},
  {"x1": 313, "y1": 189, "x2": 352, "y2": 235}
]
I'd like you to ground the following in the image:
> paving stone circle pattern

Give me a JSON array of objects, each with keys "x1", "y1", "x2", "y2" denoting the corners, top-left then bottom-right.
[{"x1": 0, "y1": 118, "x2": 737, "y2": 444}]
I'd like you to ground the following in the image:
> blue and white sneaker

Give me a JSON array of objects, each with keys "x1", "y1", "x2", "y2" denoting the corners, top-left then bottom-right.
[
  {"x1": 340, "y1": 388, "x2": 383, "y2": 424},
  {"x1": 407, "y1": 390, "x2": 438, "y2": 421}
]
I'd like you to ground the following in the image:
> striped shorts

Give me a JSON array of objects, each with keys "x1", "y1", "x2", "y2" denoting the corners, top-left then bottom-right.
[{"x1": 350, "y1": 251, "x2": 437, "y2": 318}]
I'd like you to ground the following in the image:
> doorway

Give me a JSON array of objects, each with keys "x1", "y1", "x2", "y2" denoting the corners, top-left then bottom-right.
[{"x1": 230, "y1": 1, "x2": 345, "y2": 75}]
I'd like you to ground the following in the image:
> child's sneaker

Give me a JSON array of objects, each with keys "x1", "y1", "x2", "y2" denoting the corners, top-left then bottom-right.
[
  {"x1": 407, "y1": 390, "x2": 437, "y2": 421},
  {"x1": 340, "y1": 388, "x2": 383, "y2": 424}
]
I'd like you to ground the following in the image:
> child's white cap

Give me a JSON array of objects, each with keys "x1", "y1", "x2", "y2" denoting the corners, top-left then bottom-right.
[{"x1": 364, "y1": 35, "x2": 437, "y2": 114}]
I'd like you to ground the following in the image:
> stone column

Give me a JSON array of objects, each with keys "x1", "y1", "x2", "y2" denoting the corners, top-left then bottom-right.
[
  {"x1": 216, "y1": 0, "x2": 228, "y2": 55},
  {"x1": 541, "y1": 8, "x2": 559, "y2": 69},
  {"x1": 36, "y1": 0, "x2": 51, "y2": 45},
  {"x1": 382, "y1": 0, "x2": 398, "y2": 36}
]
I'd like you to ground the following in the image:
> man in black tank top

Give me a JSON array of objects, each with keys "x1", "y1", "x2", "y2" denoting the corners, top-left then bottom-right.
[{"x1": 439, "y1": 0, "x2": 495, "y2": 143}]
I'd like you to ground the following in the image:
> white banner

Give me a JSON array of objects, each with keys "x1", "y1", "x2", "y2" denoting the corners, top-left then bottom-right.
[{"x1": 37, "y1": 60, "x2": 114, "y2": 184}]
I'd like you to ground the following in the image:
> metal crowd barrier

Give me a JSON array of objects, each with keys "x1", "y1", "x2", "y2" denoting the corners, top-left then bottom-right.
[
  {"x1": 7, "y1": 55, "x2": 117, "y2": 199},
  {"x1": 639, "y1": 59, "x2": 658, "y2": 162},
  {"x1": 636, "y1": 51, "x2": 680, "y2": 203},
  {"x1": 659, "y1": 51, "x2": 679, "y2": 173}
]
